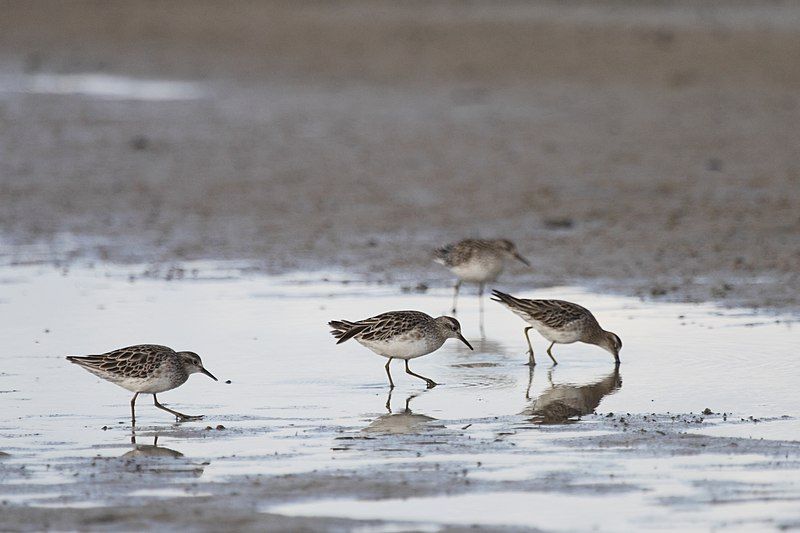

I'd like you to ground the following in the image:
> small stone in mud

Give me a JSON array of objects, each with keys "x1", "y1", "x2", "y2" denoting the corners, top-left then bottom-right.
[
  {"x1": 205, "y1": 426, "x2": 213, "y2": 430},
  {"x1": 130, "y1": 135, "x2": 150, "y2": 151},
  {"x1": 543, "y1": 217, "x2": 574, "y2": 229},
  {"x1": 401, "y1": 283, "x2": 428, "y2": 293},
  {"x1": 706, "y1": 158, "x2": 723, "y2": 171},
  {"x1": 225, "y1": 380, "x2": 232, "y2": 384},
  {"x1": 216, "y1": 425, "x2": 226, "y2": 430},
  {"x1": 702, "y1": 408, "x2": 713, "y2": 415},
  {"x1": 101, "y1": 426, "x2": 108, "y2": 431}
]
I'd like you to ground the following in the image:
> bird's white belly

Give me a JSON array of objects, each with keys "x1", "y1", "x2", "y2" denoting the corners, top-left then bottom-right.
[
  {"x1": 110, "y1": 375, "x2": 177, "y2": 394},
  {"x1": 451, "y1": 259, "x2": 503, "y2": 283},
  {"x1": 532, "y1": 324, "x2": 582, "y2": 344},
  {"x1": 359, "y1": 337, "x2": 440, "y2": 360}
]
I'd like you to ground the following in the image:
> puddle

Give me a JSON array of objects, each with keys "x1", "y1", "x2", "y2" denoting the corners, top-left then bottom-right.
[
  {"x1": 0, "y1": 73, "x2": 205, "y2": 100},
  {"x1": 0, "y1": 262, "x2": 797, "y2": 528},
  {"x1": 268, "y1": 485, "x2": 800, "y2": 531}
]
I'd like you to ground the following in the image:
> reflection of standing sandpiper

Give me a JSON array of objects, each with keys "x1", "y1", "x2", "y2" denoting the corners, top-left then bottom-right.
[
  {"x1": 434, "y1": 239, "x2": 531, "y2": 315},
  {"x1": 491, "y1": 290, "x2": 622, "y2": 365},
  {"x1": 329, "y1": 310, "x2": 473, "y2": 389},
  {"x1": 66, "y1": 344, "x2": 218, "y2": 423}
]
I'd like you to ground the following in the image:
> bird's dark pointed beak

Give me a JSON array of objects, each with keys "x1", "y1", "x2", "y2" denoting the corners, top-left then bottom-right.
[
  {"x1": 457, "y1": 333, "x2": 474, "y2": 350},
  {"x1": 201, "y1": 368, "x2": 218, "y2": 381},
  {"x1": 514, "y1": 252, "x2": 531, "y2": 267}
]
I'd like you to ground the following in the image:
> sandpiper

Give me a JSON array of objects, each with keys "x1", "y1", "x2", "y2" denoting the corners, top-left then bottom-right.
[
  {"x1": 490, "y1": 290, "x2": 621, "y2": 365},
  {"x1": 66, "y1": 344, "x2": 218, "y2": 423},
  {"x1": 328, "y1": 310, "x2": 473, "y2": 388},
  {"x1": 434, "y1": 239, "x2": 530, "y2": 314}
]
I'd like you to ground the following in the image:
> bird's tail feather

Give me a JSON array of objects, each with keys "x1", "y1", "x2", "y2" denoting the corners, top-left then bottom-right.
[
  {"x1": 433, "y1": 245, "x2": 452, "y2": 265},
  {"x1": 328, "y1": 320, "x2": 367, "y2": 344},
  {"x1": 490, "y1": 289, "x2": 524, "y2": 307}
]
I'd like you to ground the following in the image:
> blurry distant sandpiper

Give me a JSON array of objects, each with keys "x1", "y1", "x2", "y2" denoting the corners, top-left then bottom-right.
[
  {"x1": 434, "y1": 239, "x2": 530, "y2": 314},
  {"x1": 328, "y1": 311, "x2": 473, "y2": 388},
  {"x1": 491, "y1": 290, "x2": 621, "y2": 365},
  {"x1": 67, "y1": 344, "x2": 218, "y2": 423}
]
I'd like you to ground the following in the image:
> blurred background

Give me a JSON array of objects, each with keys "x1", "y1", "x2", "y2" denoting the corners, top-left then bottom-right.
[{"x1": 0, "y1": 0, "x2": 798, "y2": 306}]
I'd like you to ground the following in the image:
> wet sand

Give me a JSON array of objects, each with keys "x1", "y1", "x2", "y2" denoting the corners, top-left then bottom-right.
[
  {"x1": 1, "y1": 2, "x2": 800, "y2": 530},
  {"x1": 1, "y1": 1, "x2": 799, "y2": 310},
  {"x1": 0, "y1": 264, "x2": 798, "y2": 530}
]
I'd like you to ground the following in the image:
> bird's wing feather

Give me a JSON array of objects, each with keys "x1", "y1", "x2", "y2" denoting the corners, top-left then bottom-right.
[
  {"x1": 353, "y1": 311, "x2": 431, "y2": 342},
  {"x1": 67, "y1": 345, "x2": 170, "y2": 378}
]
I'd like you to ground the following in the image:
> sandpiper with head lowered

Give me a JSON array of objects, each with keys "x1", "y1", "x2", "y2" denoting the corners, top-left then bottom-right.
[
  {"x1": 67, "y1": 344, "x2": 218, "y2": 423},
  {"x1": 329, "y1": 311, "x2": 473, "y2": 388},
  {"x1": 434, "y1": 239, "x2": 530, "y2": 314},
  {"x1": 491, "y1": 290, "x2": 621, "y2": 366}
]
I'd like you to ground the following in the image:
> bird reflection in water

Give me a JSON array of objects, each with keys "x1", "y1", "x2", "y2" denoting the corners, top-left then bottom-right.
[
  {"x1": 123, "y1": 433, "x2": 184, "y2": 458},
  {"x1": 118, "y1": 432, "x2": 205, "y2": 477},
  {"x1": 362, "y1": 391, "x2": 441, "y2": 435},
  {"x1": 523, "y1": 366, "x2": 622, "y2": 424}
]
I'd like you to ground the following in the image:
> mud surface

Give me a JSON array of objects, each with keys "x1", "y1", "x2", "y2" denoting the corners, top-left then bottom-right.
[
  {"x1": 1, "y1": 1, "x2": 799, "y2": 311},
  {"x1": 0, "y1": 264, "x2": 798, "y2": 531}
]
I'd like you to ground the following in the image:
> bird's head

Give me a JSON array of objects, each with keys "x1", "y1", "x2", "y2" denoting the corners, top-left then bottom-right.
[
  {"x1": 493, "y1": 239, "x2": 531, "y2": 266},
  {"x1": 177, "y1": 351, "x2": 218, "y2": 381},
  {"x1": 435, "y1": 316, "x2": 473, "y2": 350},
  {"x1": 597, "y1": 332, "x2": 622, "y2": 363}
]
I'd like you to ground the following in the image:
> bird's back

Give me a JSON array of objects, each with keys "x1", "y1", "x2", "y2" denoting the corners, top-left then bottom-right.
[
  {"x1": 67, "y1": 344, "x2": 187, "y2": 393},
  {"x1": 491, "y1": 291, "x2": 596, "y2": 330}
]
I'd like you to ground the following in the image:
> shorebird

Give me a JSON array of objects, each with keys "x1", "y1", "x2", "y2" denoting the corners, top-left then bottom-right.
[
  {"x1": 434, "y1": 239, "x2": 530, "y2": 315},
  {"x1": 490, "y1": 290, "x2": 621, "y2": 365},
  {"x1": 66, "y1": 344, "x2": 218, "y2": 423},
  {"x1": 328, "y1": 310, "x2": 473, "y2": 388}
]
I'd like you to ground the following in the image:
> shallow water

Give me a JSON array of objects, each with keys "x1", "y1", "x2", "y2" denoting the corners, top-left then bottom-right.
[
  {"x1": 0, "y1": 73, "x2": 205, "y2": 100},
  {"x1": 0, "y1": 263, "x2": 798, "y2": 529}
]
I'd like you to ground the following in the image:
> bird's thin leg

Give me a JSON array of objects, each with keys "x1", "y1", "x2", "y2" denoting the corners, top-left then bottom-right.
[
  {"x1": 130, "y1": 392, "x2": 139, "y2": 426},
  {"x1": 152, "y1": 394, "x2": 203, "y2": 421},
  {"x1": 451, "y1": 280, "x2": 461, "y2": 314},
  {"x1": 524, "y1": 327, "x2": 536, "y2": 366},
  {"x1": 385, "y1": 357, "x2": 395, "y2": 389},
  {"x1": 385, "y1": 387, "x2": 393, "y2": 413},
  {"x1": 546, "y1": 341, "x2": 558, "y2": 365},
  {"x1": 478, "y1": 282, "x2": 486, "y2": 339},
  {"x1": 405, "y1": 360, "x2": 437, "y2": 388},
  {"x1": 525, "y1": 365, "x2": 535, "y2": 400}
]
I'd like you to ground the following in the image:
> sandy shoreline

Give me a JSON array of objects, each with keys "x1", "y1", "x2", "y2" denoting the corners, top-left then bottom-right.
[{"x1": 1, "y1": 1, "x2": 799, "y2": 311}]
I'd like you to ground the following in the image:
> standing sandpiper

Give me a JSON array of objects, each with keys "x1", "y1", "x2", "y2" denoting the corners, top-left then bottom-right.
[
  {"x1": 490, "y1": 290, "x2": 621, "y2": 365},
  {"x1": 434, "y1": 239, "x2": 530, "y2": 314},
  {"x1": 328, "y1": 311, "x2": 473, "y2": 388},
  {"x1": 67, "y1": 344, "x2": 218, "y2": 423}
]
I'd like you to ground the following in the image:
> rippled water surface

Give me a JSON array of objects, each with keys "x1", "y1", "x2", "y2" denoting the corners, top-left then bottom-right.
[{"x1": 0, "y1": 263, "x2": 797, "y2": 530}]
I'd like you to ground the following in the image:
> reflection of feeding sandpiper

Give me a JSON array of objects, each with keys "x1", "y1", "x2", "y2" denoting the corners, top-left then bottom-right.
[
  {"x1": 491, "y1": 290, "x2": 622, "y2": 366},
  {"x1": 434, "y1": 239, "x2": 531, "y2": 329},
  {"x1": 329, "y1": 310, "x2": 473, "y2": 389},
  {"x1": 524, "y1": 367, "x2": 622, "y2": 424},
  {"x1": 66, "y1": 344, "x2": 218, "y2": 424}
]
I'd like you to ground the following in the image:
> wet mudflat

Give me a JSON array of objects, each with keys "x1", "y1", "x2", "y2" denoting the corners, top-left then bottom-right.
[{"x1": 0, "y1": 263, "x2": 798, "y2": 531}]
